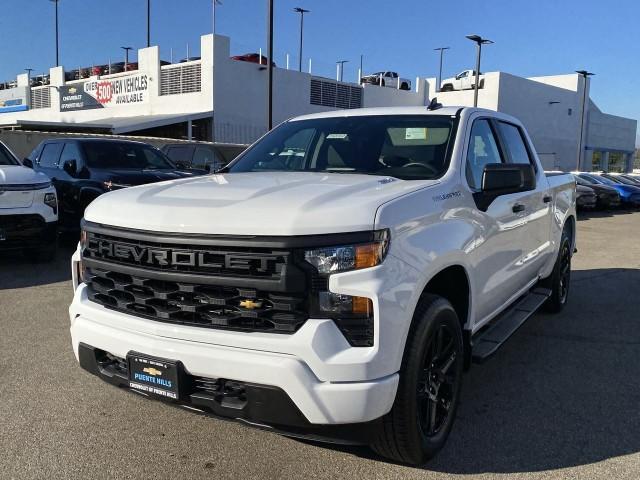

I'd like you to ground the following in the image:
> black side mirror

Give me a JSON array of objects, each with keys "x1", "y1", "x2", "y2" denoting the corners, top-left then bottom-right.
[
  {"x1": 22, "y1": 158, "x2": 33, "y2": 168},
  {"x1": 62, "y1": 159, "x2": 78, "y2": 176},
  {"x1": 474, "y1": 163, "x2": 536, "y2": 211},
  {"x1": 174, "y1": 161, "x2": 189, "y2": 170},
  {"x1": 482, "y1": 163, "x2": 536, "y2": 195}
]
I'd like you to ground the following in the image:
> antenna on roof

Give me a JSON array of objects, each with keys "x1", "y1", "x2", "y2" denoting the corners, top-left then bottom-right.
[{"x1": 427, "y1": 97, "x2": 442, "y2": 110}]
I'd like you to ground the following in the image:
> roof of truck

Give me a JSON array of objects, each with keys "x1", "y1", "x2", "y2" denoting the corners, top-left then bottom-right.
[{"x1": 290, "y1": 106, "x2": 469, "y2": 121}]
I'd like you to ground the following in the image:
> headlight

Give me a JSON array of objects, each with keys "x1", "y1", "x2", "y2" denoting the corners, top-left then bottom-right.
[
  {"x1": 44, "y1": 192, "x2": 57, "y2": 212},
  {"x1": 304, "y1": 229, "x2": 390, "y2": 275}
]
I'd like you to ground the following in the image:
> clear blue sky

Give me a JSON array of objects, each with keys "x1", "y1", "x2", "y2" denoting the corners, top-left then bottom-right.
[{"x1": 1, "y1": 0, "x2": 639, "y2": 144}]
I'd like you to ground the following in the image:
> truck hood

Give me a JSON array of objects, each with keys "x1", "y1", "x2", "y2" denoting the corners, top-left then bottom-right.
[
  {"x1": 0, "y1": 165, "x2": 50, "y2": 186},
  {"x1": 84, "y1": 172, "x2": 438, "y2": 236}
]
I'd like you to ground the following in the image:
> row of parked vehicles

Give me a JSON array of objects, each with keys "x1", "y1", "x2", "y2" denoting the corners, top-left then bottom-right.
[
  {"x1": 0, "y1": 138, "x2": 245, "y2": 261},
  {"x1": 572, "y1": 171, "x2": 640, "y2": 209}
]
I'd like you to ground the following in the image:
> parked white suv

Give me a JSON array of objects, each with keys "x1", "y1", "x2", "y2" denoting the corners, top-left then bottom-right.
[
  {"x1": 0, "y1": 142, "x2": 58, "y2": 261},
  {"x1": 69, "y1": 106, "x2": 576, "y2": 465}
]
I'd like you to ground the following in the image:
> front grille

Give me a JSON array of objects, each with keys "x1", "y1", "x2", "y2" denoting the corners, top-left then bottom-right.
[
  {"x1": 84, "y1": 231, "x2": 288, "y2": 279},
  {"x1": 85, "y1": 267, "x2": 307, "y2": 333},
  {"x1": 81, "y1": 223, "x2": 376, "y2": 346}
]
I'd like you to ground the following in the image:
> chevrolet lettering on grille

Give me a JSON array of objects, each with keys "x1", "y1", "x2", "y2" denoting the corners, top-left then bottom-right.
[{"x1": 87, "y1": 238, "x2": 277, "y2": 273}]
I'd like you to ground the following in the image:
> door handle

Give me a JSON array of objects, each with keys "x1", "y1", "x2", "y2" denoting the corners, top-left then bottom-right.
[
  {"x1": 512, "y1": 203, "x2": 526, "y2": 213},
  {"x1": 543, "y1": 195, "x2": 552, "y2": 203}
]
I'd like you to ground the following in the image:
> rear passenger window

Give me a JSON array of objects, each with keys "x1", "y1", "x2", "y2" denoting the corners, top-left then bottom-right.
[
  {"x1": 498, "y1": 122, "x2": 533, "y2": 166},
  {"x1": 39, "y1": 143, "x2": 63, "y2": 168},
  {"x1": 58, "y1": 142, "x2": 82, "y2": 169},
  {"x1": 165, "y1": 146, "x2": 193, "y2": 165},
  {"x1": 466, "y1": 119, "x2": 503, "y2": 190},
  {"x1": 193, "y1": 147, "x2": 222, "y2": 170}
]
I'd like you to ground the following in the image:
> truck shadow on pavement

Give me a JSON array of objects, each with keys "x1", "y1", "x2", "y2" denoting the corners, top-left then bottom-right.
[
  {"x1": 0, "y1": 234, "x2": 76, "y2": 290},
  {"x1": 318, "y1": 267, "x2": 640, "y2": 474}
]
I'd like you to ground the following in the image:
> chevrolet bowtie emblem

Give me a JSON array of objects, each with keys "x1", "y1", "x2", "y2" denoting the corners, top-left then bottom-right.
[
  {"x1": 239, "y1": 299, "x2": 262, "y2": 310},
  {"x1": 142, "y1": 367, "x2": 163, "y2": 376}
]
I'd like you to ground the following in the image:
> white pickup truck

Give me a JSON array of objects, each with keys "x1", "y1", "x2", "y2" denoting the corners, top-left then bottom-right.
[
  {"x1": 69, "y1": 106, "x2": 576, "y2": 465},
  {"x1": 361, "y1": 71, "x2": 411, "y2": 90},
  {"x1": 441, "y1": 69, "x2": 484, "y2": 91}
]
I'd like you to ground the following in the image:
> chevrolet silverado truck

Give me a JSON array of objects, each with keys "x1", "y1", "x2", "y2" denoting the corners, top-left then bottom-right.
[
  {"x1": 441, "y1": 69, "x2": 484, "y2": 91},
  {"x1": 69, "y1": 106, "x2": 576, "y2": 465},
  {"x1": 0, "y1": 141, "x2": 58, "y2": 261},
  {"x1": 361, "y1": 71, "x2": 411, "y2": 90}
]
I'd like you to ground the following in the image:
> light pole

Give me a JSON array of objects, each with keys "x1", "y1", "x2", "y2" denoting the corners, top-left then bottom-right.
[
  {"x1": 121, "y1": 46, "x2": 133, "y2": 70},
  {"x1": 213, "y1": 0, "x2": 222, "y2": 35},
  {"x1": 146, "y1": 0, "x2": 150, "y2": 47},
  {"x1": 294, "y1": 7, "x2": 309, "y2": 72},
  {"x1": 465, "y1": 34, "x2": 493, "y2": 107},
  {"x1": 267, "y1": 0, "x2": 274, "y2": 130},
  {"x1": 336, "y1": 60, "x2": 348, "y2": 82},
  {"x1": 434, "y1": 47, "x2": 449, "y2": 92},
  {"x1": 50, "y1": 0, "x2": 60, "y2": 66},
  {"x1": 576, "y1": 70, "x2": 595, "y2": 171},
  {"x1": 25, "y1": 68, "x2": 34, "y2": 85}
]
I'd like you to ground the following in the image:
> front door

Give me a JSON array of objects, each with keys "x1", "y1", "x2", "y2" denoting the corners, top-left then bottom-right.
[{"x1": 464, "y1": 118, "x2": 537, "y2": 325}]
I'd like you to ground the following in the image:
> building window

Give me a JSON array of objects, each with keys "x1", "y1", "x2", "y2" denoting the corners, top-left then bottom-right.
[
  {"x1": 608, "y1": 152, "x2": 624, "y2": 173},
  {"x1": 591, "y1": 151, "x2": 601, "y2": 171}
]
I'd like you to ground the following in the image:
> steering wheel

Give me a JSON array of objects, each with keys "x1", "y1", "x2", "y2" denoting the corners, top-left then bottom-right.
[{"x1": 402, "y1": 162, "x2": 438, "y2": 175}]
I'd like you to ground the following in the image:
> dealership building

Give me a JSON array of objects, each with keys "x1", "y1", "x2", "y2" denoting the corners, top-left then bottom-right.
[{"x1": 0, "y1": 33, "x2": 636, "y2": 172}]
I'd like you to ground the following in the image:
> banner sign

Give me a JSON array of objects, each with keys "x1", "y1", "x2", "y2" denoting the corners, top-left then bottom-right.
[
  {"x1": 60, "y1": 73, "x2": 149, "y2": 112},
  {"x1": 0, "y1": 87, "x2": 29, "y2": 113}
]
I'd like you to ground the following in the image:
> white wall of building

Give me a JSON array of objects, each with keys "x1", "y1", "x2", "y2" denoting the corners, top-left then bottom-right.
[{"x1": 429, "y1": 71, "x2": 637, "y2": 172}]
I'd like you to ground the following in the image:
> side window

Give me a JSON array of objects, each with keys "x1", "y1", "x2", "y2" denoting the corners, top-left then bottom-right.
[
  {"x1": 193, "y1": 147, "x2": 222, "y2": 170},
  {"x1": 39, "y1": 143, "x2": 63, "y2": 168},
  {"x1": 58, "y1": 142, "x2": 82, "y2": 169},
  {"x1": 466, "y1": 119, "x2": 503, "y2": 190},
  {"x1": 165, "y1": 146, "x2": 193, "y2": 165},
  {"x1": 497, "y1": 122, "x2": 534, "y2": 167}
]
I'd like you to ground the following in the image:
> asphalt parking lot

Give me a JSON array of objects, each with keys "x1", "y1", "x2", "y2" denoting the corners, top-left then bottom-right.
[{"x1": 1, "y1": 211, "x2": 640, "y2": 480}]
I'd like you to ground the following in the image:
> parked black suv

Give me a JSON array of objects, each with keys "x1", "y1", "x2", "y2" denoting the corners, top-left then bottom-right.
[{"x1": 24, "y1": 138, "x2": 204, "y2": 228}]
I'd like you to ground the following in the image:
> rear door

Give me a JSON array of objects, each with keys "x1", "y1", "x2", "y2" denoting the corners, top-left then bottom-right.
[
  {"x1": 494, "y1": 120, "x2": 553, "y2": 279},
  {"x1": 464, "y1": 117, "x2": 536, "y2": 324}
]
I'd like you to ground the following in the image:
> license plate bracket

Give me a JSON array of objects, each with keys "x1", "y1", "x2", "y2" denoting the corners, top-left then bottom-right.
[{"x1": 127, "y1": 352, "x2": 183, "y2": 401}]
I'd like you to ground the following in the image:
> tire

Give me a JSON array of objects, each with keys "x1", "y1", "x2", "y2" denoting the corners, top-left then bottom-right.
[
  {"x1": 400, "y1": 82, "x2": 409, "y2": 91},
  {"x1": 370, "y1": 294, "x2": 464, "y2": 465},
  {"x1": 380, "y1": 79, "x2": 386, "y2": 87},
  {"x1": 542, "y1": 227, "x2": 571, "y2": 313},
  {"x1": 441, "y1": 84, "x2": 453, "y2": 92}
]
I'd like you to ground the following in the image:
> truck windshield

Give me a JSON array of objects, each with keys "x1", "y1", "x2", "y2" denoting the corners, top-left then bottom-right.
[
  {"x1": 81, "y1": 141, "x2": 175, "y2": 170},
  {"x1": 228, "y1": 115, "x2": 455, "y2": 180}
]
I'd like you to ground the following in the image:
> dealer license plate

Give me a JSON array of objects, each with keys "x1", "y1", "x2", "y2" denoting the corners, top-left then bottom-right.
[{"x1": 127, "y1": 352, "x2": 181, "y2": 400}]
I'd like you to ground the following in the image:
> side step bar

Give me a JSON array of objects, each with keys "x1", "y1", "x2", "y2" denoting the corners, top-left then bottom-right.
[{"x1": 471, "y1": 287, "x2": 551, "y2": 364}]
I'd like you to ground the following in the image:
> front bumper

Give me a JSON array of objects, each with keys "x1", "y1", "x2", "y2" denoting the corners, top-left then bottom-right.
[
  {"x1": 69, "y1": 248, "x2": 420, "y2": 428},
  {"x1": 577, "y1": 195, "x2": 597, "y2": 209},
  {"x1": 76, "y1": 342, "x2": 383, "y2": 443},
  {"x1": 0, "y1": 215, "x2": 57, "y2": 250}
]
